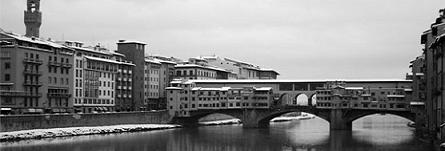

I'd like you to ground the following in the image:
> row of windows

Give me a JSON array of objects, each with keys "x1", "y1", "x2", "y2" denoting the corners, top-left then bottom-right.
[
  {"x1": 74, "y1": 98, "x2": 114, "y2": 105},
  {"x1": 49, "y1": 77, "x2": 69, "y2": 85},
  {"x1": 175, "y1": 69, "x2": 216, "y2": 77},
  {"x1": 145, "y1": 85, "x2": 159, "y2": 90},
  {"x1": 49, "y1": 56, "x2": 70, "y2": 63},
  {"x1": 48, "y1": 66, "x2": 70, "y2": 74}
]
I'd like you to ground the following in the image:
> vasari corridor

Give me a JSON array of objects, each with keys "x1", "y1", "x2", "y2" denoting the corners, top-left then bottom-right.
[{"x1": 0, "y1": 0, "x2": 444, "y2": 151}]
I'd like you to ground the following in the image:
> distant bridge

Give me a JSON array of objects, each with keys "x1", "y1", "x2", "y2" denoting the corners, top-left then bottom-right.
[{"x1": 169, "y1": 79, "x2": 421, "y2": 130}]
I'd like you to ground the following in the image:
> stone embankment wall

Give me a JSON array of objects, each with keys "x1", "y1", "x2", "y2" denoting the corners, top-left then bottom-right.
[{"x1": 0, "y1": 111, "x2": 170, "y2": 132}]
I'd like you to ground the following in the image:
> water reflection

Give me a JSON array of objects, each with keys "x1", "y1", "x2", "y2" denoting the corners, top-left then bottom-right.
[{"x1": 0, "y1": 115, "x2": 433, "y2": 151}]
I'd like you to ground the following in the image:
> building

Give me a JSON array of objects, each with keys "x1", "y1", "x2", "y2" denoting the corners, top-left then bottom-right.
[
  {"x1": 112, "y1": 52, "x2": 135, "y2": 112},
  {"x1": 420, "y1": 8, "x2": 445, "y2": 142},
  {"x1": 144, "y1": 58, "x2": 161, "y2": 110},
  {"x1": 166, "y1": 80, "x2": 274, "y2": 117},
  {"x1": 24, "y1": 0, "x2": 42, "y2": 37},
  {"x1": 174, "y1": 64, "x2": 230, "y2": 80},
  {"x1": 191, "y1": 55, "x2": 279, "y2": 79},
  {"x1": 0, "y1": 30, "x2": 74, "y2": 114},
  {"x1": 316, "y1": 81, "x2": 411, "y2": 110},
  {"x1": 117, "y1": 40, "x2": 147, "y2": 111},
  {"x1": 62, "y1": 42, "x2": 119, "y2": 113},
  {"x1": 406, "y1": 55, "x2": 427, "y2": 135},
  {"x1": 155, "y1": 57, "x2": 176, "y2": 110}
]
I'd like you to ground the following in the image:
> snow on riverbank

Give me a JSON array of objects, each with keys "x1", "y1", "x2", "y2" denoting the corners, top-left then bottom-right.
[
  {"x1": 0, "y1": 124, "x2": 181, "y2": 142},
  {"x1": 199, "y1": 119, "x2": 241, "y2": 126},
  {"x1": 270, "y1": 114, "x2": 315, "y2": 122}
]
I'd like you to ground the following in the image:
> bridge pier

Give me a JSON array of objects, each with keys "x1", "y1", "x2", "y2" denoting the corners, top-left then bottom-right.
[
  {"x1": 330, "y1": 109, "x2": 352, "y2": 131},
  {"x1": 241, "y1": 109, "x2": 270, "y2": 128}
]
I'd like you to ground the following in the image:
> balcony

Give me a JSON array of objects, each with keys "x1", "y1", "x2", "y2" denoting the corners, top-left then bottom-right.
[
  {"x1": 61, "y1": 63, "x2": 73, "y2": 68},
  {"x1": 123, "y1": 70, "x2": 128, "y2": 74},
  {"x1": 123, "y1": 86, "x2": 127, "y2": 89},
  {"x1": 117, "y1": 94, "x2": 122, "y2": 97},
  {"x1": 23, "y1": 81, "x2": 43, "y2": 87},
  {"x1": 123, "y1": 94, "x2": 127, "y2": 98},
  {"x1": 117, "y1": 77, "x2": 122, "y2": 81},
  {"x1": 128, "y1": 70, "x2": 132, "y2": 74},
  {"x1": 117, "y1": 86, "x2": 122, "y2": 89},
  {"x1": 47, "y1": 93, "x2": 72, "y2": 98},
  {"x1": 128, "y1": 95, "x2": 132, "y2": 98},
  {"x1": 23, "y1": 58, "x2": 43, "y2": 64},
  {"x1": 24, "y1": 92, "x2": 42, "y2": 97},
  {"x1": 48, "y1": 61, "x2": 61, "y2": 66},
  {"x1": 23, "y1": 70, "x2": 42, "y2": 76},
  {"x1": 128, "y1": 78, "x2": 132, "y2": 82},
  {"x1": 0, "y1": 91, "x2": 27, "y2": 97}
]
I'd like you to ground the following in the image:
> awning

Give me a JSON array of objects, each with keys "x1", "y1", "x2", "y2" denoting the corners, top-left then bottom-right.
[
  {"x1": 102, "y1": 107, "x2": 108, "y2": 111},
  {"x1": 1, "y1": 108, "x2": 12, "y2": 111}
]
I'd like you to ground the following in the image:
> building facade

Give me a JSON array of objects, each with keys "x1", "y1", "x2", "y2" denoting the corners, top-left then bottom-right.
[
  {"x1": 420, "y1": 9, "x2": 445, "y2": 142},
  {"x1": 144, "y1": 59, "x2": 161, "y2": 110},
  {"x1": 113, "y1": 52, "x2": 134, "y2": 112},
  {"x1": 191, "y1": 56, "x2": 279, "y2": 79},
  {"x1": 166, "y1": 80, "x2": 274, "y2": 117},
  {"x1": 117, "y1": 40, "x2": 147, "y2": 111},
  {"x1": 63, "y1": 42, "x2": 119, "y2": 113},
  {"x1": 0, "y1": 30, "x2": 74, "y2": 114}
]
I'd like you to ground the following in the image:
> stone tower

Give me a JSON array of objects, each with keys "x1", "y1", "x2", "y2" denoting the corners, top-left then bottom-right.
[{"x1": 24, "y1": 0, "x2": 42, "y2": 37}]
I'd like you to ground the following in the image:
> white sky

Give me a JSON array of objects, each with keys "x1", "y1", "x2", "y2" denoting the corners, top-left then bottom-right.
[{"x1": 1, "y1": 0, "x2": 444, "y2": 79}]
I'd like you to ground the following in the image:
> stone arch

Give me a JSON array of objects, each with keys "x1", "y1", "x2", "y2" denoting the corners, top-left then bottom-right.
[
  {"x1": 308, "y1": 93, "x2": 317, "y2": 106},
  {"x1": 294, "y1": 93, "x2": 309, "y2": 106},
  {"x1": 346, "y1": 110, "x2": 415, "y2": 123}
]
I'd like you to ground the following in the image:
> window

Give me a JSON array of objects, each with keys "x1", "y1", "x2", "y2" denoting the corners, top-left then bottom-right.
[
  {"x1": 5, "y1": 74, "x2": 10, "y2": 81},
  {"x1": 4, "y1": 62, "x2": 10, "y2": 69}
]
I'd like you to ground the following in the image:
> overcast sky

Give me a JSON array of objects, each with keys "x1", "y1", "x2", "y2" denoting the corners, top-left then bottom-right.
[{"x1": 1, "y1": 0, "x2": 444, "y2": 79}]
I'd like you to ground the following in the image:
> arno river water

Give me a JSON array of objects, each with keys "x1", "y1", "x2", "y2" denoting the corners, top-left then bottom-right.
[{"x1": 0, "y1": 114, "x2": 433, "y2": 151}]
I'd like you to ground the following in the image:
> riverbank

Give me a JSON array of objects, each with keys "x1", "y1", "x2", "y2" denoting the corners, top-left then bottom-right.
[{"x1": 0, "y1": 124, "x2": 181, "y2": 142}]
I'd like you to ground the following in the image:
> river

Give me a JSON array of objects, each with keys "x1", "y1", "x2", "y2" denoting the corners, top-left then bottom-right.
[{"x1": 0, "y1": 114, "x2": 433, "y2": 151}]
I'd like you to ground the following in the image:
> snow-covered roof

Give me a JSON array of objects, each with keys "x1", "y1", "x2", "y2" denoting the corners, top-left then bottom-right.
[
  {"x1": 190, "y1": 79, "x2": 412, "y2": 83},
  {"x1": 387, "y1": 95, "x2": 405, "y2": 98},
  {"x1": 410, "y1": 102, "x2": 425, "y2": 105},
  {"x1": 154, "y1": 58, "x2": 176, "y2": 64},
  {"x1": 165, "y1": 87, "x2": 182, "y2": 90},
  {"x1": 69, "y1": 46, "x2": 112, "y2": 55},
  {"x1": 255, "y1": 87, "x2": 273, "y2": 91},
  {"x1": 175, "y1": 64, "x2": 228, "y2": 72},
  {"x1": 84, "y1": 56, "x2": 120, "y2": 64},
  {"x1": 117, "y1": 40, "x2": 147, "y2": 45},
  {"x1": 145, "y1": 59, "x2": 161, "y2": 64},
  {"x1": 224, "y1": 57, "x2": 253, "y2": 66},
  {"x1": 260, "y1": 68, "x2": 279, "y2": 75},
  {"x1": 1, "y1": 30, "x2": 65, "y2": 49}
]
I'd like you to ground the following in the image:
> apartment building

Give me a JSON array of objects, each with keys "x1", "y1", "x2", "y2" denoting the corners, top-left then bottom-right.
[
  {"x1": 0, "y1": 30, "x2": 74, "y2": 114},
  {"x1": 112, "y1": 52, "x2": 134, "y2": 112},
  {"x1": 144, "y1": 58, "x2": 161, "y2": 110},
  {"x1": 62, "y1": 42, "x2": 119, "y2": 113}
]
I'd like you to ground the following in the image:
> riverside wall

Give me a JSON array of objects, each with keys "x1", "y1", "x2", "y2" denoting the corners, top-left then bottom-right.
[{"x1": 0, "y1": 111, "x2": 170, "y2": 132}]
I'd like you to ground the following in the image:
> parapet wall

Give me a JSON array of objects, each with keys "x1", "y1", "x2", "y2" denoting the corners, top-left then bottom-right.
[{"x1": 0, "y1": 111, "x2": 170, "y2": 132}]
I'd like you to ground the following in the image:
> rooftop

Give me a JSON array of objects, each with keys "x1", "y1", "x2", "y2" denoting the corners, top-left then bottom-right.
[{"x1": 117, "y1": 40, "x2": 147, "y2": 45}]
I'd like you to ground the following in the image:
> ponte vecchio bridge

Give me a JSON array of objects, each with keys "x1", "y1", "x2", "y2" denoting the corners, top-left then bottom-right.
[{"x1": 167, "y1": 79, "x2": 423, "y2": 130}]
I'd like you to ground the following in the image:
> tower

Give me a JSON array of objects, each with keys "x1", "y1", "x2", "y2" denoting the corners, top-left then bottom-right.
[{"x1": 24, "y1": 0, "x2": 42, "y2": 37}]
